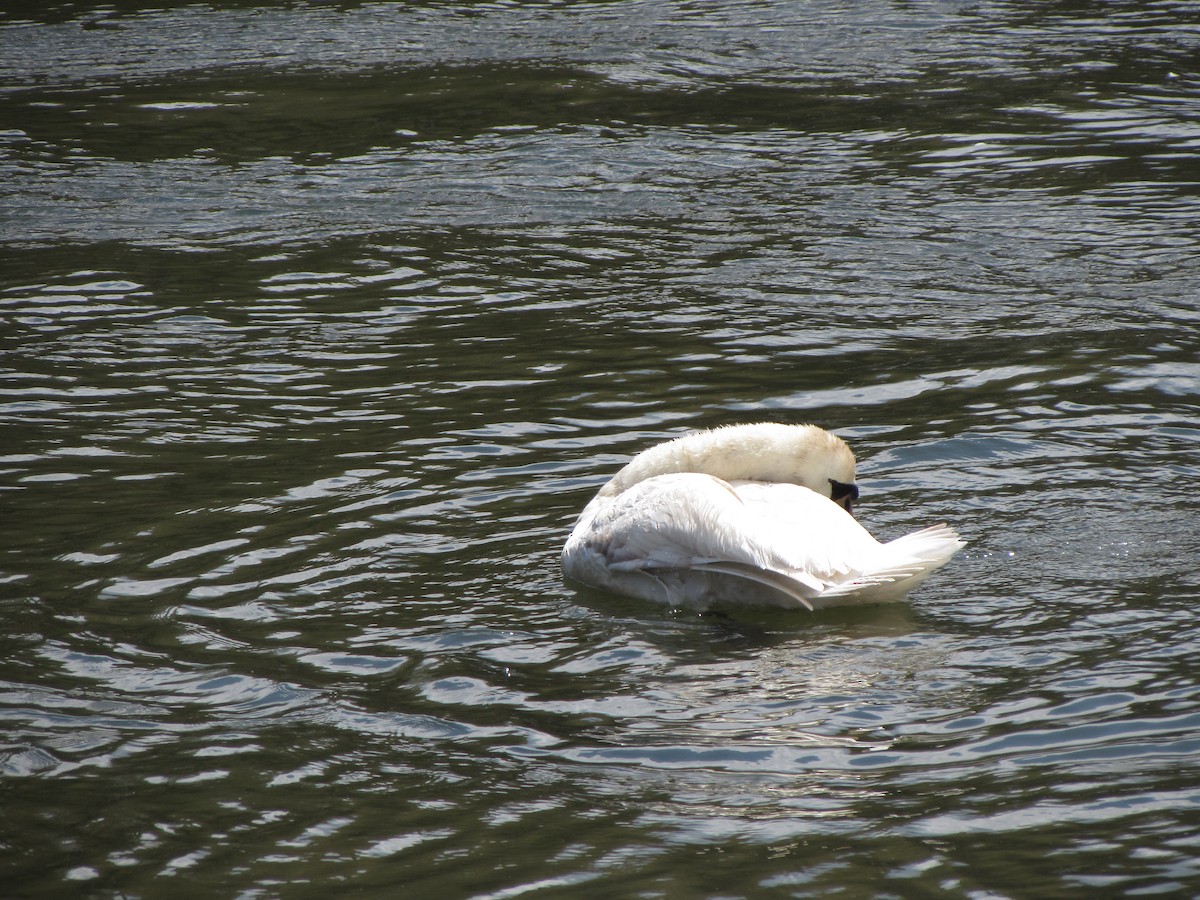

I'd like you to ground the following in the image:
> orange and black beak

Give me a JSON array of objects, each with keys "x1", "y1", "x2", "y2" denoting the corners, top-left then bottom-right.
[{"x1": 829, "y1": 479, "x2": 859, "y2": 516}]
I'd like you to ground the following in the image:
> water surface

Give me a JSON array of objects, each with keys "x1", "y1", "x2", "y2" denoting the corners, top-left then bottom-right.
[{"x1": 3, "y1": 1, "x2": 1200, "y2": 896}]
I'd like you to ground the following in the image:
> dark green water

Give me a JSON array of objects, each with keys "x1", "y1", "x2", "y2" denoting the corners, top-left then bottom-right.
[{"x1": 3, "y1": 1, "x2": 1200, "y2": 896}]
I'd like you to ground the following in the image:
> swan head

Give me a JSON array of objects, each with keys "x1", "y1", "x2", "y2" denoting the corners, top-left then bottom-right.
[{"x1": 599, "y1": 423, "x2": 858, "y2": 511}]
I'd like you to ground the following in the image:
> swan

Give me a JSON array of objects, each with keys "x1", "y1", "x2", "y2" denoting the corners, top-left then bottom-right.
[{"x1": 561, "y1": 423, "x2": 964, "y2": 610}]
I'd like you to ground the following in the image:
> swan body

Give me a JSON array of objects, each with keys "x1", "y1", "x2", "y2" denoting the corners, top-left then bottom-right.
[{"x1": 562, "y1": 423, "x2": 964, "y2": 610}]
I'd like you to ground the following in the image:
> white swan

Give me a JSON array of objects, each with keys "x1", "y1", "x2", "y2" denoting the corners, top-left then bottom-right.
[{"x1": 562, "y1": 423, "x2": 964, "y2": 610}]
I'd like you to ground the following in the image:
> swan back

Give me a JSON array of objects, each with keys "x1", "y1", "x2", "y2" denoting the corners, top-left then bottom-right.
[{"x1": 598, "y1": 423, "x2": 856, "y2": 500}]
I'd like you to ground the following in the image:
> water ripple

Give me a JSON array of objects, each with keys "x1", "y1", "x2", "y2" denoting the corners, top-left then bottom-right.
[{"x1": 4, "y1": 0, "x2": 1200, "y2": 896}]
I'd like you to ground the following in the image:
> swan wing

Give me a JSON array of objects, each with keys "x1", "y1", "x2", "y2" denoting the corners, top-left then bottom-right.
[
  {"x1": 565, "y1": 474, "x2": 965, "y2": 608},
  {"x1": 674, "y1": 560, "x2": 821, "y2": 611},
  {"x1": 729, "y1": 480, "x2": 883, "y2": 577},
  {"x1": 733, "y1": 481, "x2": 965, "y2": 601},
  {"x1": 591, "y1": 473, "x2": 778, "y2": 570},
  {"x1": 569, "y1": 473, "x2": 867, "y2": 607}
]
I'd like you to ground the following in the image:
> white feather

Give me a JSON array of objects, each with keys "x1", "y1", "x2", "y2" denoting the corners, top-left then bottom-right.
[{"x1": 562, "y1": 424, "x2": 964, "y2": 610}]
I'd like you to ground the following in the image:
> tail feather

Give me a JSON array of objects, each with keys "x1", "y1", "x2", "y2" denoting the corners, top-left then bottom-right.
[
  {"x1": 882, "y1": 523, "x2": 965, "y2": 567},
  {"x1": 814, "y1": 524, "x2": 965, "y2": 604}
]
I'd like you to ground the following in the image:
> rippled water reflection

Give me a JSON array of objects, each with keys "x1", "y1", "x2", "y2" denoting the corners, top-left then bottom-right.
[{"x1": 3, "y1": 0, "x2": 1200, "y2": 896}]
